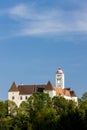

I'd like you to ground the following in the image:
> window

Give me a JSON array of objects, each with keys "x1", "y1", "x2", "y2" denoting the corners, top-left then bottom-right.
[
  {"x1": 12, "y1": 96, "x2": 15, "y2": 100},
  {"x1": 37, "y1": 88, "x2": 44, "y2": 92},
  {"x1": 25, "y1": 96, "x2": 27, "y2": 100},
  {"x1": 20, "y1": 96, "x2": 22, "y2": 100}
]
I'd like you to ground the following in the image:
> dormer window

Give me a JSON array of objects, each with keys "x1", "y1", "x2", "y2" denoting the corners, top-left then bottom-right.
[{"x1": 37, "y1": 88, "x2": 44, "y2": 92}]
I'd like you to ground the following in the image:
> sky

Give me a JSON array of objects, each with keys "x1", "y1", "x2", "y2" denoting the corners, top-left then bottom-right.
[{"x1": 0, "y1": 0, "x2": 87, "y2": 99}]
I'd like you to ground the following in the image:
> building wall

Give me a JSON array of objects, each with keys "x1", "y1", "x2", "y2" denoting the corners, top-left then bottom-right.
[
  {"x1": 8, "y1": 91, "x2": 32, "y2": 107},
  {"x1": 44, "y1": 90, "x2": 56, "y2": 98},
  {"x1": 8, "y1": 91, "x2": 19, "y2": 107},
  {"x1": 8, "y1": 90, "x2": 78, "y2": 107}
]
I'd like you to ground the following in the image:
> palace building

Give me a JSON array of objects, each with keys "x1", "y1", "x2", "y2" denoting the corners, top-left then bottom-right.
[{"x1": 8, "y1": 68, "x2": 78, "y2": 107}]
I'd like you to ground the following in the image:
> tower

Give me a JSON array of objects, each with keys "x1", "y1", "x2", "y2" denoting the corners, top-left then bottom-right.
[{"x1": 56, "y1": 67, "x2": 64, "y2": 88}]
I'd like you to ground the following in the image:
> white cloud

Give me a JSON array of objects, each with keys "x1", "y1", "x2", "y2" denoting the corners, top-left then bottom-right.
[
  {"x1": 9, "y1": 4, "x2": 27, "y2": 18},
  {"x1": 1, "y1": 3, "x2": 87, "y2": 37}
]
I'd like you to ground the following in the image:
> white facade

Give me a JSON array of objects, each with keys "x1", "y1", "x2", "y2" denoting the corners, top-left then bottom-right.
[
  {"x1": 8, "y1": 89, "x2": 78, "y2": 107},
  {"x1": 56, "y1": 68, "x2": 64, "y2": 89},
  {"x1": 8, "y1": 91, "x2": 31, "y2": 107},
  {"x1": 44, "y1": 90, "x2": 56, "y2": 98}
]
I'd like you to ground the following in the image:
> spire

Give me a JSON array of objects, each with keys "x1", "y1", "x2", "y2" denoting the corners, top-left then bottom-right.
[
  {"x1": 8, "y1": 82, "x2": 18, "y2": 92},
  {"x1": 46, "y1": 81, "x2": 53, "y2": 90}
]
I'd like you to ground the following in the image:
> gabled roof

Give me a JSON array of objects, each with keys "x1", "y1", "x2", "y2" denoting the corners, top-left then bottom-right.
[
  {"x1": 9, "y1": 81, "x2": 54, "y2": 95},
  {"x1": 18, "y1": 81, "x2": 53, "y2": 95},
  {"x1": 8, "y1": 82, "x2": 77, "y2": 97},
  {"x1": 8, "y1": 82, "x2": 19, "y2": 92},
  {"x1": 18, "y1": 85, "x2": 35, "y2": 95}
]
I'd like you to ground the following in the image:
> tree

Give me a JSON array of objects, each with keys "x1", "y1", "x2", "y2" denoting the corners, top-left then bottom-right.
[
  {"x1": 26, "y1": 92, "x2": 56, "y2": 130},
  {"x1": 8, "y1": 100, "x2": 18, "y2": 116},
  {"x1": 18, "y1": 101, "x2": 29, "y2": 115},
  {"x1": 9, "y1": 114, "x2": 30, "y2": 130},
  {"x1": 81, "y1": 92, "x2": 87, "y2": 100},
  {"x1": 52, "y1": 96, "x2": 69, "y2": 114},
  {"x1": 57, "y1": 108, "x2": 85, "y2": 130},
  {"x1": 32, "y1": 108, "x2": 57, "y2": 130},
  {"x1": 27, "y1": 92, "x2": 52, "y2": 111},
  {"x1": 79, "y1": 92, "x2": 87, "y2": 112},
  {"x1": 0, "y1": 100, "x2": 8, "y2": 117}
]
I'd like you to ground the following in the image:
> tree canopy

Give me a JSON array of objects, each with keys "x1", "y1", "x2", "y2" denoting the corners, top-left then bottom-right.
[{"x1": 0, "y1": 92, "x2": 87, "y2": 130}]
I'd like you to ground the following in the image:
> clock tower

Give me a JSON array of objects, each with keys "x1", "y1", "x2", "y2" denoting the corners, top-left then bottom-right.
[{"x1": 56, "y1": 68, "x2": 64, "y2": 88}]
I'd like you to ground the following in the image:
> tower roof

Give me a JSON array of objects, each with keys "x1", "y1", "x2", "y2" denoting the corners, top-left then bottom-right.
[
  {"x1": 8, "y1": 82, "x2": 19, "y2": 92},
  {"x1": 56, "y1": 67, "x2": 63, "y2": 74}
]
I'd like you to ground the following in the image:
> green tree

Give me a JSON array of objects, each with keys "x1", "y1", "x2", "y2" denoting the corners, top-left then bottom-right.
[
  {"x1": 9, "y1": 114, "x2": 30, "y2": 130},
  {"x1": 27, "y1": 92, "x2": 52, "y2": 114},
  {"x1": 81, "y1": 92, "x2": 87, "y2": 100},
  {"x1": 52, "y1": 96, "x2": 77, "y2": 115},
  {"x1": 26, "y1": 92, "x2": 57, "y2": 130},
  {"x1": 8, "y1": 100, "x2": 18, "y2": 116},
  {"x1": 28, "y1": 92, "x2": 52, "y2": 110},
  {"x1": 32, "y1": 108, "x2": 58, "y2": 130},
  {"x1": 18, "y1": 101, "x2": 29, "y2": 115},
  {"x1": 0, "y1": 100, "x2": 8, "y2": 117},
  {"x1": 57, "y1": 108, "x2": 85, "y2": 130},
  {"x1": 52, "y1": 96, "x2": 69, "y2": 114}
]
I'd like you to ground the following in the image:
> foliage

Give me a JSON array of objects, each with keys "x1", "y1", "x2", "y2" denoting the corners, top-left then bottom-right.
[
  {"x1": 9, "y1": 114, "x2": 30, "y2": 130},
  {"x1": 28, "y1": 92, "x2": 52, "y2": 110},
  {"x1": 0, "y1": 92, "x2": 87, "y2": 129},
  {"x1": 0, "y1": 100, "x2": 8, "y2": 117},
  {"x1": 32, "y1": 108, "x2": 58, "y2": 130},
  {"x1": 57, "y1": 108, "x2": 86, "y2": 130},
  {"x1": 8, "y1": 100, "x2": 18, "y2": 116},
  {"x1": 81, "y1": 92, "x2": 87, "y2": 100}
]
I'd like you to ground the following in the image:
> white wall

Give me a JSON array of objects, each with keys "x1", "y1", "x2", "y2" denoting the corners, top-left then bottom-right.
[
  {"x1": 8, "y1": 92, "x2": 32, "y2": 107},
  {"x1": 8, "y1": 90, "x2": 78, "y2": 107},
  {"x1": 44, "y1": 90, "x2": 56, "y2": 98}
]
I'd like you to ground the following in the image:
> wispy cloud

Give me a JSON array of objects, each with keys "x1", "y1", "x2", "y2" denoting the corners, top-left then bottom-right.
[{"x1": 1, "y1": 3, "x2": 87, "y2": 37}]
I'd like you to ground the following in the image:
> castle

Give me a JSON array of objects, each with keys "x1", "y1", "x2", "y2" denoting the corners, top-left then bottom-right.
[{"x1": 8, "y1": 68, "x2": 78, "y2": 107}]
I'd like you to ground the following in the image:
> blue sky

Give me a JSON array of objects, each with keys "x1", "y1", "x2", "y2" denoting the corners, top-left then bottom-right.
[{"x1": 0, "y1": 0, "x2": 87, "y2": 99}]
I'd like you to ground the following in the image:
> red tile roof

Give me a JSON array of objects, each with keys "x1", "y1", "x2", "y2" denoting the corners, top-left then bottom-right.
[
  {"x1": 54, "y1": 87, "x2": 64, "y2": 95},
  {"x1": 64, "y1": 89, "x2": 71, "y2": 96},
  {"x1": 53, "y1": 87, "x2": 76, "y2": 97}
]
